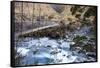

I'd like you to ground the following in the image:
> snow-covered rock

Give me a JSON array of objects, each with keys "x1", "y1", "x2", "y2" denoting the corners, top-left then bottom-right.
[
  {"x1": 61, "y1": 42, "x2": 70, "y2": 48},
  {"x1": 15, "y1": 31, "x2": 96, "y2": 65},
  {"x1": 17, "y1": 47, "x2": 30, "y2": 56}
]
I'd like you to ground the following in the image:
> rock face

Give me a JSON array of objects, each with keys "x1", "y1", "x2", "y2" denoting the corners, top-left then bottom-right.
[
  {"x1": 14, "y1": 2, "x2": 97, "y2": 38},
  {"x1": 14, "y1": 2, "x2": 96, "y2": 25}
]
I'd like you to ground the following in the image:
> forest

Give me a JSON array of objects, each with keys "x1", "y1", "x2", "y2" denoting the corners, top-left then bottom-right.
[{"x1": 13, "y1": 2, "x2": 97, "y2": 66}]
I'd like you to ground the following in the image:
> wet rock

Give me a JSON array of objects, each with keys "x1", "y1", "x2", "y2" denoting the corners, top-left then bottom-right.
[
  {"x1": 86, "y1": 52, "x2": 96, "y2": 58},
  {"x1": 63, "y1": 54, "x2": 66, "y2": 56}
]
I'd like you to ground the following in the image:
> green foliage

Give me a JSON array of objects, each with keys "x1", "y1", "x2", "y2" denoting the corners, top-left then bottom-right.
[
  {"x1": 71, "y1": 34, "x2": 96, "y2": 56},
  {"x1": 82, "y1": 43, "x2": 95, "y2": 52},
  {"x1": 84, "y1": 7, "x2": 97, "y2": 18},
  {"x1": 73, "y1": 35, "x2": 87, "y2": 43}
]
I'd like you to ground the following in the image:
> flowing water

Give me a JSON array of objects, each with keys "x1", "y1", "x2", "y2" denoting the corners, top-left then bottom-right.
[{"x1": 15, "y1": 25, "x2": 96, "y2": 66}]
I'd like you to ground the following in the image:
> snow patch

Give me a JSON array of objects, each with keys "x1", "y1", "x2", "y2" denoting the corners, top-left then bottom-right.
[{"x1": 17, "y1": 47, "x2": 30, "y2": 56}]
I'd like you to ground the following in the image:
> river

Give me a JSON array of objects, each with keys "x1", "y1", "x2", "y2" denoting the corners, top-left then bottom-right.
[{"x1": 14, "y1": 25, "x2": 96, "y2": 66}]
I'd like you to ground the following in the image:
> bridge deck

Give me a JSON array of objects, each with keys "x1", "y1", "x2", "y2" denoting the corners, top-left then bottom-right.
[{"x1": 15, "y1": 23, "x2": 60, "y2": 38}]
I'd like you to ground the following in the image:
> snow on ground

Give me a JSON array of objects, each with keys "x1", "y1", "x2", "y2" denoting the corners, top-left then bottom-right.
[
  {"x1": 15, "y1": 25, "x2": 96, "y2": 65},
  {"x1": 15, "y1": 36, "x2": 88, "y2": 65},
  {"x1": 17, "y1": 47, "x2": 30, "y2": 56},
  {"x1": 61, "y1": 42, "x2": 70, "y2": 48}
]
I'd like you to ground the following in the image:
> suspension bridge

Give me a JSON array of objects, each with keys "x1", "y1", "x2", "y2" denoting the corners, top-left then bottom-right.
[
  {"x1": 15, "y1": 21, "x2": 61, "y2": 38},
  {"x1": 14, "y1": 3, "x2": 68, "y2": 38}
]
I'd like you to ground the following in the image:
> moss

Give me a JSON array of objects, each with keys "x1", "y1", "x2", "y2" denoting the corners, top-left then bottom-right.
[
  {"x1": 82, "y1": 43, "x2": 96, "y2": 52},
  {"x1": 73, "y1": 35, "x2": 87, "y2": 43}
]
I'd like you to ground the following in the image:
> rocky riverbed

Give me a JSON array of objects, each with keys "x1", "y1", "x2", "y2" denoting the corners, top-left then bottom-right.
[{"x1": 14, "y1": 24, "x2": 96, "y2": 66}]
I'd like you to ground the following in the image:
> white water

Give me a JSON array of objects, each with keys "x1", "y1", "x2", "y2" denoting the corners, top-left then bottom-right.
[
  {"x1": 15, "y1": 37, "x2": 90, "y2": 65},
  {"x1": 15, "y1": 25, "x2": 96, "y2": 66}
]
